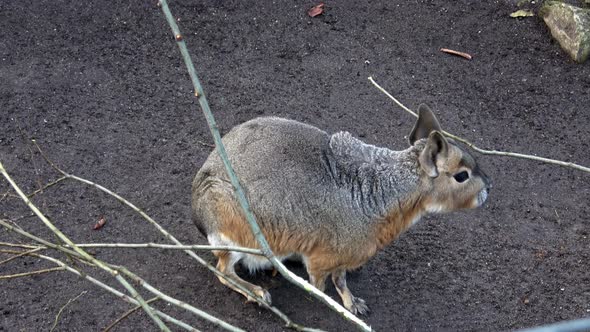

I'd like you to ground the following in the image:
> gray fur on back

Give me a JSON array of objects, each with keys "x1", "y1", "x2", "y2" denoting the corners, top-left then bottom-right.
[{"x1": 193, "y1": 117, "x2": 423, "y2": 249}]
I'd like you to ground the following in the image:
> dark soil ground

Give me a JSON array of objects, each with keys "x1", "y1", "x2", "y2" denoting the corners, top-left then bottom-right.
[{"x1": 1, "y1": 0, "x2": 590, "y2": 331}]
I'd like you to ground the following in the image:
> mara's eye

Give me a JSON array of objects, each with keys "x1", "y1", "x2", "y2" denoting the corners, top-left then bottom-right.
[{"x1": 453, "y1": 171, "x2": 469, "y2": 183}]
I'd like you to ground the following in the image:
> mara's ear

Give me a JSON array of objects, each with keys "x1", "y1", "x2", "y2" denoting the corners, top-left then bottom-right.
[
  {"x1": 419, "y1": 131, "x2": 448, "y2": 178},
  {"x1": 409, "y1": 104, "x2": 443, "y2": 145}
]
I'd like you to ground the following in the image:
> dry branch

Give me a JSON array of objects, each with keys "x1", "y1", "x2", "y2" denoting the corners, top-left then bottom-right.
[
  {"x1": 368, "y1": 77, "x2": 590, "y2": 174},
  {"x1": 50, "y1": 291, "x2": 87, "y2": 332},
  {"x1": 103, "y1": 297, "x2": 162, "y2": 332},
  {"x1": 27, "y1": 176, "x2": 67, "y2": 198},
  {"x1": 70, "y1": 243, "x2": 264, "y2": 255},
  {"x1": 0, "y1": 266, "x2": 65, "y2": 280},
  {"x1": 0, "y1": 247, "x2": 43, "y2": 266},
  {"x1": 0, "y1": 242, "x2": 39, "y2": 249}
]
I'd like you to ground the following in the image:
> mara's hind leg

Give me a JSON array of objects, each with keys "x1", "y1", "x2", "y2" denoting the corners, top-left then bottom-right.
[
  {"x1": 215, "y1": 251, "x2": 272, "y2": 305},
  {"x1": 305, "y1": 266, "x2": 329, "y2": 292},
  {"x1": 331, "y1": 269, "x2": 369, "y2": 315}
]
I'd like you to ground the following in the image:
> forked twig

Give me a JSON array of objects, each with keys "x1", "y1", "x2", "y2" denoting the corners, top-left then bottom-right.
[
  {"x1": 70, "y1": 243, "x2": 264, "y2": 255},
  {"x1": 0, "y1": 247, "x2": 43, "y2": 266},
  {"x1": 27, "y1": 176, "x2": 68, "y2": 198},
  {"x1": 368, "y1": 76, "x2": 590, "y2": 173},
  {"x1": 50, "y1": 291, "x2": 88, "y2": 332},
  {"x1": 103, "y1": 297, "x2": 161, "y2": 332}
]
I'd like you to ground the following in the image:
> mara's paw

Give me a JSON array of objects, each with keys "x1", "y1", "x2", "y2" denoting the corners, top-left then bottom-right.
[
  {"x1": 246, "y1": 287, "x2": 272, "y2": 306},
  {"x1": 348, "y1": 296, "x2": 370, "y2": 316}
]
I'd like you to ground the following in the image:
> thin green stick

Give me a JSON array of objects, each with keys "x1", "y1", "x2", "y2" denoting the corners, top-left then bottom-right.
[
  {"x1": 70, "y1": 243, "x2": 264, "y2": 255},
  {"x1": 103, "y1": 297, "x2": 164, "y2": 332},
  {"x1": 368, "y1": 76, "x2": 590, "y2": 173},
  {"x1": 50, "y1": 291, "x2": 87, "y2": 332},
  {"x1": 0, "y1": 266, "x2": 65, "y2": 280}
]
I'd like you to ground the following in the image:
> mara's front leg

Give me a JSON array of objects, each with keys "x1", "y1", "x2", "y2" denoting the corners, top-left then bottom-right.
[{"x1": 332, "y1": 269, "x2": 370, "y2": 315}]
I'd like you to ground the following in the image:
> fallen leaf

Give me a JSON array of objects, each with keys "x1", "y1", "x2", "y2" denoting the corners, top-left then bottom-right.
[
  {"x1": 93, "y1": 216, "x2": 106, "y2": 230},
  {"x1": 308, "y1": 3, "x2": 324, "y2": 17},
  {"x1": 510, "y1": 10, "x2": 534, "y2": 18}
]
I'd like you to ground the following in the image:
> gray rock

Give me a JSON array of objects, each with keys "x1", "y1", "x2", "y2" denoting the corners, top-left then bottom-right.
[{"x1": 540, "y1": 1, "x2": 590, "y2": 63}]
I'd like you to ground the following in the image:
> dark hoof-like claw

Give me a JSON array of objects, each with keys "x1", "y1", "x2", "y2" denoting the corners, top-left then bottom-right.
[
  {"x1": 349, "y1": 297, "x2": 370, "y2": 316},
  {"x1": 246, "y1": 287, "x2": 272, "y2": 306}
]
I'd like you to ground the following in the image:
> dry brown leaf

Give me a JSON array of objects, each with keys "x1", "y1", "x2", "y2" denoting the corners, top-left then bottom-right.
[
  {"x1": 308, "y1": 3, "x2": 324, "y2": 17},
  {"x1": 93, "y1": 216, "x2": 106, "y2": 230}
]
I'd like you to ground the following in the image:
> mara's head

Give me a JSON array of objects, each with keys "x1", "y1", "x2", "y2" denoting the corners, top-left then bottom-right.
[{"x1": 409, "y1": 104, "x2": 491, "y2": 213}]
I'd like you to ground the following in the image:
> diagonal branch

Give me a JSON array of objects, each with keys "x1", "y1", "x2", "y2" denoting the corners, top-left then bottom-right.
[
  {"x1": 50, "y1": 290, "x2": 88, "y2": 332},
  {"x1": 0, "y1": 266, "x2": 65, "y2": 280},
  {"x1": 368, "y1": 76, "x2": 590, "y2": 173},
  {"x1": 70, "y1": 243, "x2": 264, "y2": 255},
  {"x1": 103, "y1": 297, "x2": 162, "y2": 332}
]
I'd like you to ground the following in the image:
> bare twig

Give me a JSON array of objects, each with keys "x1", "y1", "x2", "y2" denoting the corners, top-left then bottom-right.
[
  {"x1": 7, "y1": 213, "x2": 36, "y2": 224},
  {"x1": 0, "y1": 247, "x2": 43, "y2": 266},
  {"x1": 103, "y1": 297, "x2": 162, "y2": 332},
  {"x1": 15, "y1": 120, "x2": 44, "y2": 195},
  {"x1": 27, "y1": 176, "x2": 68, "y2": 198},
  {"x1": 440, "y1": 48, "x2": 472, "y2": 60},
  {"x1": 368, "y1": 76, "x2": 590, "y2": 174},
  {"x1": 50, "y1": 290, "x2": 88, "y2": 332},
  {"x1": 0, "y1": 190, "x2": 11, "y2": 203},
  {"x1": 0, "y1": 242, "x2": 40, "y2": 249},
  {"x1": 70, "y1": 243, "x2": 264, "y2": 255},
  {"x1": 0, "y1": 266, "x2": 65, "y2": 280}
]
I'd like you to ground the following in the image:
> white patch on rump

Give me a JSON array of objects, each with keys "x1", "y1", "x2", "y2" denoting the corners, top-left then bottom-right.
[
  {"x1": 425, "y1": 204, "x2": 445, "y2": 214},
  {"x1": 207, "y1": 233, "x2": 295, "y2": 274}
]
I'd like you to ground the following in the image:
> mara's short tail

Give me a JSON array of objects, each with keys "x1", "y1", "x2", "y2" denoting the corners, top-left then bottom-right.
[{"x1": 191, "y1": 169, "x2": 237, "y2": 238}]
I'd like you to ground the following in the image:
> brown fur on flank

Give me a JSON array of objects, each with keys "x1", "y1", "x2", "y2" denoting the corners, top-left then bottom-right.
[{"x1": 192, "y1": 105, "x2": 491, "y2": 315}]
